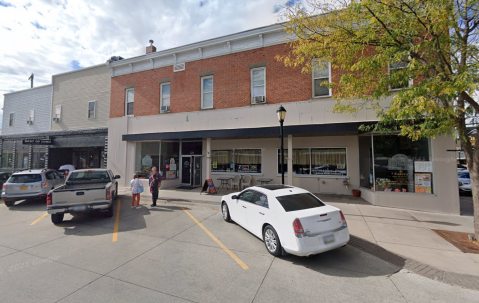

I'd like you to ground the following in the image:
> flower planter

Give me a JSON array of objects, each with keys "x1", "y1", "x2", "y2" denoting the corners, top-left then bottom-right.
[{"x1": 352, "y1": 189, "x2": 361, "y2": 198}]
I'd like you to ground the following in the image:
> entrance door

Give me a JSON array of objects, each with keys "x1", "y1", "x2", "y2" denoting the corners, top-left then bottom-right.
[{"x1": 181, "y1": 156, "x2": 202, "y2": 186}]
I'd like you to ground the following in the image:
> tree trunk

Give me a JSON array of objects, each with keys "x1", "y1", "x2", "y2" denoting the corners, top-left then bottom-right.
[{"x1": 465, "y1": 146, "x2": 479, "y2": 241}]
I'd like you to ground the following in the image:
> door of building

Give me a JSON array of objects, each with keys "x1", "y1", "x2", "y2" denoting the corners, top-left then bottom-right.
[{"x1": 181, "y1": 156, "x2": 202, "y2": 186}]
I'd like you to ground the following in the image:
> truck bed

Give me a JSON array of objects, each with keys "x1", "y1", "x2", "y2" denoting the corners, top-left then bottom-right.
[{"x1": 55, "y1": 182, "x2": 109, "y2": 191}]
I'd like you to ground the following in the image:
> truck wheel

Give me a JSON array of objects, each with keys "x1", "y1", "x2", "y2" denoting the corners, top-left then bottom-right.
[
  {"x1": 51, "y1": 214, "x2": 64, "y2": 224},
  {"x1": 114, "y1": 185, "x2": 118, "y2": 200},
  {"x1": 4, "y1": 200, "x2": 14, "y2": 207},
  {"x1": 105, "y1": 205, "x2": 114, "y2": 218}
]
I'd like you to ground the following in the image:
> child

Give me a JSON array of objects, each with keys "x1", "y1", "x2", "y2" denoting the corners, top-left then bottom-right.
[
  {"x1": 150, "y1": 174, "x2": 160, "y2": 207},
  {"x1": 130, "y1": 174, "x2": 143, "y2": 209}
]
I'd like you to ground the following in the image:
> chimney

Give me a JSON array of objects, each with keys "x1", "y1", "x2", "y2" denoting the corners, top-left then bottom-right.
[{"x1": 146, "y1": 39, "x2": 156, "y2": 54}]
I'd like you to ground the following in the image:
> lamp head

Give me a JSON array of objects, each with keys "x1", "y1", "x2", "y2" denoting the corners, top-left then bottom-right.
[{"x1": 276, "y1": 105, "x2": 286, "y2": 122}]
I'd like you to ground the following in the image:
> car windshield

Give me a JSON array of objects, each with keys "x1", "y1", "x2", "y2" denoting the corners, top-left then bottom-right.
[
  {"x1": 9, "y1": 174, "x2": 42, "y2": 183},
  {"x1": 458, "y1": 172, "x2": 470, "y2": 179},
  {"x1": 68, "y1": 171, "x2": 110, "y2": 182},
  {"x1": 276, "y1": 193, "x2": 326, "y2": 212}
]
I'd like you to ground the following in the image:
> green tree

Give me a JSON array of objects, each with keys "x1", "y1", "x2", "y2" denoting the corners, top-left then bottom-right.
[{"x1": 277, "y1": 0, "x2": 479, "y2": 238}]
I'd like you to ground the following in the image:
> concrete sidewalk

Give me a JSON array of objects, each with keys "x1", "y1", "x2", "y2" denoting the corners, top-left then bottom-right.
[{"x1": 120, "y1": 186, "x2": 479, "y2": 281}]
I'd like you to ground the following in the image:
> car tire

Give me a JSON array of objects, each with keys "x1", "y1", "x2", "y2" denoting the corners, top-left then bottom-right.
[
  {"x1": 114, "y1": 185, "x2": 118, "y2": 200},
  {"x1": 51, "y1": 213, "x2": 64, "y2": 224},
  {"x1": 4, "y1": 200, "x2": 14, "y2": 207},
  {"x1": 263, "y1": 225, "x2": 282, "y2": 257},
  {"x1": 105, "y1": 204, "x2": 114, "y2": 218},
  {"x1": 221, "y1": 202, "x2": 232, "y2": 222}
]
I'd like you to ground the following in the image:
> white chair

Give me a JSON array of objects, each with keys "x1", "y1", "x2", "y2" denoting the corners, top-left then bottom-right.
[
  {"x1": 241, "y1": 175, "x2": 252, "y2": 190},
  {"x1": 231, "y1": 175, "x2": 241, "y2": 190}
]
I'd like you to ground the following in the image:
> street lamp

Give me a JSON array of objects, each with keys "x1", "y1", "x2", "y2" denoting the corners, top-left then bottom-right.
[{"x1": 277, "y1": 105, "x2": 287, "y2": 185}]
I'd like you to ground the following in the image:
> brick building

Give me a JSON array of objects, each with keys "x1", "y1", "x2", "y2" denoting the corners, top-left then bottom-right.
[{"x1": 107, "y1": 23, "x2": 459, "y2": 214}]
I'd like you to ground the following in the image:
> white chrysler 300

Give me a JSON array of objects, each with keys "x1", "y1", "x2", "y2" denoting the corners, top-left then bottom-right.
[{"x1": 221, "y1": 185, "x2": 350, "y2": 257}]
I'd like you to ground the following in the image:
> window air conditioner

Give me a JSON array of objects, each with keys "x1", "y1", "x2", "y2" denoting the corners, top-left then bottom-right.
[
  {"x1": 26, "y1": 119, "x2": 33, "y2": 125},
  {"x1": 160, "y1": 105, "x2": 170, "y2": 112},
  {"x1": 251, "y1": 96, "x2": 266, "y2": 104},
  {"x1": 53, "y1": 117, "x2": 60, "y2": 122}
]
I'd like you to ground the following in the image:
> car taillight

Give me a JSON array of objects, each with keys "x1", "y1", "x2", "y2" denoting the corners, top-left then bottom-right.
[
  {"x1": 106, "y1": 188, "x2": 111, "y2": 200},
  {"x1": 41, "y1": 181, "x2": 48, "y2": 188},
  {"x1": 2, "y1": 184, "x2": 6, "y2": 190},
  {"x1": 65, "y1": 171, "x2": 69, "y2": 177},
  {"x1": 46, "y1": 193, "x2": 52, "y2": 205},
  {"x1": 339, "y1": 210, "x2": 347, "y2": 227},
  {"x1": 293, "y1": 218, "x2": 304, "y2": 238}
]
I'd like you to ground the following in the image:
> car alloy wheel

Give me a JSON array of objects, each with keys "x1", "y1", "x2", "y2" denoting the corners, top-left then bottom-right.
[
  {"x1": 222, "y1": 202, "x2": 231, "y2": 222},
  {"x1": 264, "y1": 229, "x2": 277, "y2": 252}
]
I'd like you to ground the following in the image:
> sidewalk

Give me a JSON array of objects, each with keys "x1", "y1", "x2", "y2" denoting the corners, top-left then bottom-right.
[{"x1": 119, "y1": 186, "x2": 479, "y2": 283}]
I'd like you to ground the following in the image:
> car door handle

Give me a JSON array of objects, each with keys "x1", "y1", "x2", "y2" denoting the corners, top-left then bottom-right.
[
  {"x1": 242, "y1": 206, "x2": 247, "y2": 208},
  {"x1": 259, "y1": 212, "x2": 265, "y2": 215}
]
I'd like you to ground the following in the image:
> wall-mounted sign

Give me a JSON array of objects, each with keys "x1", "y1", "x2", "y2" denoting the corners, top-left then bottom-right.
[
  {"x1": 415, "y1": 173, "x2": 432, "y2": 194},
  {"x1": 22, "y1": 139, "x2": 52, "y2": 145},
  {"x1": 414, "y1": 161, "x2": 433, "y2": 172}
]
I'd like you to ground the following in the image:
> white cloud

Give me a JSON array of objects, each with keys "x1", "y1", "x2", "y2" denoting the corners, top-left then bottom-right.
[{"x1": 0, "y1": 0, "x2": 293, "y2": 127}]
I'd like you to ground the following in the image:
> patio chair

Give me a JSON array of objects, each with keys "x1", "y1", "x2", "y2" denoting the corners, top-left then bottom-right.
[
  {"x1": 231, "y1": 175, "x2": 241, "y2": 190},
  {"x1": 241, "y1": 175, "x2": 252, "y2": 190}
]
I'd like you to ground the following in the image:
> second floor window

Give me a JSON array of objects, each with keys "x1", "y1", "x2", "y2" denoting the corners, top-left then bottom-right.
[
  {"x1": 9, "y1": 113, "x2": 14, "y2": 126},
  {"x1": 389, "y1": 61, "x2": 410, "y2": 90},
  {"x1": 160, "y1": 83, "x2": 171, "y2": 111},
  {"x1": 251, "y1": 68, "x2": 265, "y2": 102},
  {"x1": 313, "y1": 60, "x2": 331, "y2": 97},
  {"x1": 88, "y1": 101, "x2": 96, "y2": 119},
  {"x1": 201, "y1": 76, "x2": 213, "y2": 109},
  {"x1": 125, "y1": 88, "x2": 134, "y2": 116}
]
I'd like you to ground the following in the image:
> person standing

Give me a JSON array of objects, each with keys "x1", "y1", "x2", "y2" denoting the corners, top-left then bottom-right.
[
  {"x1": 130, "y1": 174, "x2": 143, "y2": 209},
  {"x1": 150, "y1": 174, "x2": 159, "y2": 207},
  {"x1": 149, "y1": 166, "x2": 161, "y2": 187}
]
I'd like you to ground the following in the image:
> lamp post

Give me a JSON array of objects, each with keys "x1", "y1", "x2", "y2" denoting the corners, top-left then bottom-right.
[{"x1": 277, "y1": 105, "x2": 287, "y2": 185}]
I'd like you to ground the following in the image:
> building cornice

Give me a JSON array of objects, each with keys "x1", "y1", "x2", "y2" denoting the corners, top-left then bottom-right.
[{"x1": 106, "y1": 23, "x2": 294, "y2": 78}]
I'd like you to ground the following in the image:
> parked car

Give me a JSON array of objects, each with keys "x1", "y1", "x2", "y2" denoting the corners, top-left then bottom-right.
[
  {"x1": 1, "y1": 169, "x2": 64, "y2": 207},
  {"x1": 0, "y1": 172, "x2": 11, "y2": 190},
  {"x1": 47, "y1": 169, "x2": 120, "y2": 224},
  {"x1": 221, "y1": 185, "x2": 349, "y2": 257},
  {"x1": 458, "y1": 170, "x2": 471, "y2": 195},
  {"x1": 58, "y1": 164, "x2": 76, "y2": 178}
]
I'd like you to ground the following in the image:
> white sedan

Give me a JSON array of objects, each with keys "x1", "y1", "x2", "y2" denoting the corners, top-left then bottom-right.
[{"x1": 221, "y1": 185, "x2": 350, "y2": 257}]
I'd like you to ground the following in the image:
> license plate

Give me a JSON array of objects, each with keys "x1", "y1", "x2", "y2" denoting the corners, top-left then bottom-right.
[
  {"x1": 19, "y1": 186, "x2": 28, "y2": 190},
  {"x1": 72, "y1": 206, "x2": 86, "y2": 212},
  {"x1": 323, "y1": 234, "x2": 335, "y2": 244}
]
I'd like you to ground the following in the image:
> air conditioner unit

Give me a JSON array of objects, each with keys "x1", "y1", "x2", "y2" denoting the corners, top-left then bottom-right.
[
  {"x1": 160, "y1": 105, "x2": 170, "y2": 112},
  {"x1": 26, "y1": 119, "x2": 33, "y2": 125},
  {"x1": 251, "y1": 96, "x2": 266, "y2": 104},
  {"x1": 53, "y1": 117, "x2": 60, "y2": 122}
]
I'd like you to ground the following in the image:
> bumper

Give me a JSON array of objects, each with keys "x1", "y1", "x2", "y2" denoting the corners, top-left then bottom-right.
[
  {"x1": 283, "y1": 226, "x2": 350, "y2": 257},
  {"x1": 47, "y1": 201, "x2": 110, "y2": 214},
  {"x1": 2, "y1": 191, "x2": 48, "y2": 201}
]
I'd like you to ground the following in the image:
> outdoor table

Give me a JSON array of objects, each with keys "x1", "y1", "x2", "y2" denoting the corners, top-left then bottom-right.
[
  {"x1": 257, "y1": 178, "x2": 273, "y2": 185},
  {"x1": 217, "y1": 177, "x2": 233, "y2": 189}
]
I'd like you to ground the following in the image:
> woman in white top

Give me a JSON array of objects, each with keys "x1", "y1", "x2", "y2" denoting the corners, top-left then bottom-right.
[{"x1": 130, "y1": 174, "x2": 143, "y2": 209}]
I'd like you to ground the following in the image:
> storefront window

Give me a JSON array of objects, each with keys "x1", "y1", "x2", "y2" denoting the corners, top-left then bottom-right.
[
  {"x1": 1, "y1": 150, "x2": 13, "y2": 169},
  {"x1": 235, "y1": 149, "x2": 261, "y2": 173},
  {"x1": 277, "y1": 148, "x2": 312, "y2": 175},
  {"x1": 212, "y1": 150, "x2": 233, "y2": 172},
  {"x1": 311, "y1": 148, "x2": 347, "y2": 175},
  {"x1": 15, "y1": 151, "x2": 28, "y2": 169},
  {"x1": 372, "y1": 135, "x2": 432, "y2": 194},
  {"x1": 160, "y1": 141, "x2": 179, "y2": 179},
  {"x1": 32, "y1": 149, "x2": 46, "y2": 169},
  {"x1": 135, "y1": 142, "x2": 159, "y2": 179},
  {"x1": 359, "y1": 136, "x2": 374, "y2": 189}
]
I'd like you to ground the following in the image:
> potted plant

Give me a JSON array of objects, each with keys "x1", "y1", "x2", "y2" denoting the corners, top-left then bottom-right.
[{"x1": 352, "y1": 189, "x2": 361, "y2": 197}]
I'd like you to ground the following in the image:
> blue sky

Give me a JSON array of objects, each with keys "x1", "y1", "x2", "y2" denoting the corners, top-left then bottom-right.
[{"x1": 0, "y1": 0, "x2": 303, "y2": 128}]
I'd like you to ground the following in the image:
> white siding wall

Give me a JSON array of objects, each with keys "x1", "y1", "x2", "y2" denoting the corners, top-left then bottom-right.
[
  {"x1": 51, "y1": 65, "x2": 110, "y2": 131},
  {"x1": 2, "y1": 85, "x2": 52, "y2": 135}
]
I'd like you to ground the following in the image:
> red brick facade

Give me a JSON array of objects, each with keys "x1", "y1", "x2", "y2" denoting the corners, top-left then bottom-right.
[{"x1": 110, "y1": 43, "x2": 320, "y2": 118}]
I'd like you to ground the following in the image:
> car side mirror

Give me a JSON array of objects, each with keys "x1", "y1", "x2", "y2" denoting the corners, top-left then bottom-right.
[
  {"x1": 114, "y1": 175, "x2": 121, "y2": 179},
  {"x1": 232, "y1": 195, "x2": 238, "y2": 200}
]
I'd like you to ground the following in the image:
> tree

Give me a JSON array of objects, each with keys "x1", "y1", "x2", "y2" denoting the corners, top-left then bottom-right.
[{"x1": 277, "y1": 0, "x2": 479, "y2": 239}]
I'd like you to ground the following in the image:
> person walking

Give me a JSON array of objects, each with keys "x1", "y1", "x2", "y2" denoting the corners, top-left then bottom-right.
[
  {"x1": 130, "y1": 174, "x2": 143, "y2": 209},
  {"x1": 150, "y1": 174, "x2": 160, "y2": 207}
]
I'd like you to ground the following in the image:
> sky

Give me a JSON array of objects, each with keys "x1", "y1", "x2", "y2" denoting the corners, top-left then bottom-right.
[{"x1": 0, "y1": 0, "x2": 303, "y2": 128}]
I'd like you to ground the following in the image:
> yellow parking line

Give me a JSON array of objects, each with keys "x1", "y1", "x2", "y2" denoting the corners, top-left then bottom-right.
[
  {"x1": 112, "y1": 199, "x2": 121, "y2": 242},
  {"x1": 30, "y1": 212, "x2": 48, "y2": 226},
  {"x1": 181, "y1": 207, "x2": 249, "y2": 270}
]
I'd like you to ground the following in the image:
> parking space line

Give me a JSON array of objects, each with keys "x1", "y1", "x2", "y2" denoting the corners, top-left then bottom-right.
[
  {"x1": 30, "y1": 212, "x2": 48, "y2": 225},
  {"x1": 181, "y1": 206, "x2": 249, "y2": 270},
  {"x1": 112, "y1": 199, "x2": 121, "y2": 242}
]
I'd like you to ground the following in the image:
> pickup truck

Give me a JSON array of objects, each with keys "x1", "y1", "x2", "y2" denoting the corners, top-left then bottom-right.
[{"x1": 46, "y1": 169, "x2": 121, "y2": 224}]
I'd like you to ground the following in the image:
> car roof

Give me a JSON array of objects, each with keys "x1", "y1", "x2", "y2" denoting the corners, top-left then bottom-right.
[
  {"x1": 248, "y1": 185, "x2": 310, "y2": 197},
  {"x1": 12, "y1": 169, "x2": 47, "y2": 175}
]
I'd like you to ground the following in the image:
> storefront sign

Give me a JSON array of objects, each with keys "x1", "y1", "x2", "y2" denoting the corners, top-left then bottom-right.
[
  {"x1": 22, "y1": 139, "x2": 52, "y2": 145},
  {"x1": 415, "y1": 173, "x2": 432, "y2": 194},
  {"x1": 388, "y1": 154, "x2": 412, "y2": 170},
  {"x1": 414, "y1": 161, "x2": 433, "y2": 172},
  {"x1": 201, "y1": 179, "x2": 217, "y2": 195}
]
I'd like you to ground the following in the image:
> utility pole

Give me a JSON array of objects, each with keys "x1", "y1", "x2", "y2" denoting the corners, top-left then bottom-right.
[{"x1": 28, "y1": 73, "x2": 34, "y2": 88}]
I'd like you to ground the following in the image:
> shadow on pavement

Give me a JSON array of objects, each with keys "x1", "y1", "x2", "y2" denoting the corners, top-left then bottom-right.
[{"x1": 2, "y1": 198, "x2": 47, "y2": 212}]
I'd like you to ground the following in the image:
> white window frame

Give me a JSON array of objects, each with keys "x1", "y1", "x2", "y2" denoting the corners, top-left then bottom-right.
[
  {"x1": 54, "y1": 105, "x2": 62, "y2": 120},
  {"x1": 201, "y1": 76, "x2": 213, "y2": 109},
  {"x1": 28, "y1": 110, "x2": 34, "y2": 123},
  {"x1": 250, "y1": 67, "x2": 266, "y2": 100},
  {"x1": 312, "y1": 60, "x2": 332, "y2": 98},
  {"x1": 87, "y1": 101, "x2": 96, "y2": 119},
  {"x1": 160, "y1": 82, "x2": 171, "y2": 110},
  {"x1": 9, "y1": 113, "x2": 14, "y2": 127},
  {"x1": 125, "y1": 88, "x2": 134, "y2": 116},
  {"x1": 388, "y1": 62, "x2": 413, "y2": 91},
  {"x1": 211, "y1": 148, "x2": 263, "y2": 175}
]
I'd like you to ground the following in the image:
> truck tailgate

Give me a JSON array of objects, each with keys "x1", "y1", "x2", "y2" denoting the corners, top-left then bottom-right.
[{"x1": 52, "y1": 186, "x2": 107, "y2": 206}]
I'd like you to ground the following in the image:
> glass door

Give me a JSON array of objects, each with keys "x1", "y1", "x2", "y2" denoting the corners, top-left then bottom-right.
[
  {"x1": 181, "y1": 156, "x2": 192, "y2": 184},
  {"x1": 193, "y1": 156, "x2": 202, "y2": 186}
]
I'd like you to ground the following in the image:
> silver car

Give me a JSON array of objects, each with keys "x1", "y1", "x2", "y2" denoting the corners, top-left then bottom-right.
[{"x1": 1, "y1": 169, "x2": 64, "y2": 207}]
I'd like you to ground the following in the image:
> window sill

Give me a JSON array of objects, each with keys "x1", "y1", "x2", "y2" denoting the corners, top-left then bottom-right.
[
  {"x1": 212, "y1": 172, "x2": 264, "y2": 176},
  {"x1": 200, "y1": 107, "x2": 215, "y2": 111},
  {"x1": 312, "y1": 95, "x2": 332, "y2": 99},
  {"x1": 159, "y1": 111, "x2": 171, "y2": 114},
  {"x1": 373, "y1": 190, "x2": 436, "y2": 196},
  {"x1": 250, "y1": 102, "x2": 267, "y2": 106},
  {"x1": 276, "y1": 174, "x2": 348, "y2": 179}
]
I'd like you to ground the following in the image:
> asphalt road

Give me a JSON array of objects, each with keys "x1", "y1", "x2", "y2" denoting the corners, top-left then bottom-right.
[{"x1": 0, "y1": 197, "x2": 478, "y2": 303}]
